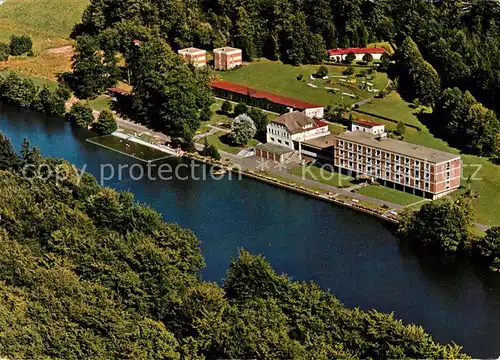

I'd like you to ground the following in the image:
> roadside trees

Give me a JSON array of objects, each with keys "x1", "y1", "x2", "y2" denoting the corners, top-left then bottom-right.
[
  {"x1": 93, "y1": 110, "x2": 118, "y2": 135},
  {"x1": 67, "y1": 101, "x2": 94, "y2": 129},
  {"x1": 231, "y1": 114, "x2": 256, "y2": 145},
  {"x1": 201, "y1": 138, "x2": 221, "y2": 160}
]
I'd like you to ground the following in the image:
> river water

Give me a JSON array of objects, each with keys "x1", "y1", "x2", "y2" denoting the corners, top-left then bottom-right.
[{"x1": 1, "y1": 103, "x2": 499, "y2": 358}]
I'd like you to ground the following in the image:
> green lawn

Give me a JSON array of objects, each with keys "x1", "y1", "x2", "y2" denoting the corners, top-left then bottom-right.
[
  {"x1": 219, "y1": 59, "x2": 389, "y2": 107},
  {"x1": 199, "y1": 131, "x2": 259, "y2": 154},
  {"x1": 89, "y1": 95, "x2": 111, "y2": 112},
  {"x1": 289, "y1": 165, "x2": 355, "y2": 188},
  {"x1": 0, "y1": 0, "x2": 88, "y2": 50},
  {"x1": 357, "y1": 92, "x2": 426, "y2": 127},
  {"x1": 356, "y1": 185, "x2": 424, "y2": 206},
  {"x1": 358, "y1": 93, "x2": 500, "y2": 226},
  {"x1": 328, "y1": 123, "x2": 346, "y2": 134}
]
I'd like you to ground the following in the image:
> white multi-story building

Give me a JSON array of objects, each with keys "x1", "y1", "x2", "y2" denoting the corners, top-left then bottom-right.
[{"x1": 266, "y1": 111, "x2": 330, "y2": 150}]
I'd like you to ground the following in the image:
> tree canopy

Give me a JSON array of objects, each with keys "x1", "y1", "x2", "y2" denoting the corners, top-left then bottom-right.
[{"x1": 0, "y1": 134, "x2": 470, "y2": 359}]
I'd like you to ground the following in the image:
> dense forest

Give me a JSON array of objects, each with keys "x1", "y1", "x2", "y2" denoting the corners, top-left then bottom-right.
[
  {"x1": 0, "y1": 133, "x2": 469, "y2": 359},
  {"x1": 68, "y1": 0, "x2": 500, "y2": 155}
]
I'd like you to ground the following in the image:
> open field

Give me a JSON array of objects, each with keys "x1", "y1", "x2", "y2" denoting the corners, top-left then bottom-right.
[
  {"x1": 219, "y1": 59, "x2": 389, "y2": 107},
  {"x1": 0, "y1": 48, "x2": 73, "y2": 82},
  {"x1": 289, "y1": 165, "x2": 355, "y2": 188},
  {"x1": 356, "y1": 185, "x2": 423, "y2": 206},
  {"x1": 358, "y1": 93, "x2": 500, "y2": 226},
  {"x1": 0, "y1": 0, "x2": 87, "y2": 50}
]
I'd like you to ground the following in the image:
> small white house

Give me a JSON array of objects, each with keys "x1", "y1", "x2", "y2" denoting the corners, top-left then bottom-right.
[
  {"x1": 267, "y1": 111, "x2": 330, "y2": 150},
  {"x1": 351, "y1": 119, "x2": 386, "y2": 135}
]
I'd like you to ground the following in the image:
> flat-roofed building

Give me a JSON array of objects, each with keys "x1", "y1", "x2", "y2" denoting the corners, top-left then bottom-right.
[
  {"x1": 255, "y1": 143, "x2": 295, "y2": 163},
  {"x1": 213, "y1": 47, "x2": 242, "y2": 70},
  {"x1": 301, "y1": 133, "x2": 337, "y2": 163},
  {"x1": 178, "y1": 47, "x2": 207, "y2": 67},
  {"x1": 334, "y1": 131, "x2": 462, "y2": 199}
]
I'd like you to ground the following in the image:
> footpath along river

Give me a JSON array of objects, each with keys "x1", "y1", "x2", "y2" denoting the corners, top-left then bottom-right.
[{"x1": 1, "y1": 103, "x2": 500, "y2": 358}]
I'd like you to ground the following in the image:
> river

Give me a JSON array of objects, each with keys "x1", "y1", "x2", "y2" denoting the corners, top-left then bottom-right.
[{"x1": 1, "y1": 103, "x2": 500, "y2": 358}]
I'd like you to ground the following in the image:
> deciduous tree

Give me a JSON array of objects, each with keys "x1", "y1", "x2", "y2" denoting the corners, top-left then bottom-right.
[
  {"x1": 230, "y1": 114, "x2": 256, "y2": 145},
  {"x1": 67, "y1": 101, "x2": 94, "y2": 129}
]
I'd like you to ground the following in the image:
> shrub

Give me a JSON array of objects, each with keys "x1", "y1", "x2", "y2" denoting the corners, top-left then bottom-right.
[
  {"x1": 93, "y1": 109, "x2": 118, "y2": 135},
  {"x1": 0, "y1": 43, "x2": 9, "y2": 61},
  {"x1": 315, "y1": 65, "x2": 328, "y2": 78},
  {"x1": 345, "y1": 52, "x2": 356, "y2": 64},
  {"x1": 394, "y1": 121, "x2": 406, "y2": 136},
  {"x1": 234, "y1": 102, "x2": 248, "y2": 117},
  {"x1": 221, "y1": 100, "x2": 233, "y2": 115},
  {"x1": 362, "y1": 53, "x2": 373, "y2": 63},
  {"x1": 343, "y1": 67, "x2": 355, "y2": 76},
  {"x1": 9, "y1": 35, "x2": 33, "y2": 56},
  {"x1": 201, "y1": 138, "x2": 221, "y2": 160},
  {"x1": 67, "y1": 101, "x2": 94, "y2": 129}
]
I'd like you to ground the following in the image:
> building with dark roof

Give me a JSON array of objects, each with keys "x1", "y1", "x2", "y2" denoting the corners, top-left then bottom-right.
[
  {"x1": 210, "y1": 80, "x2": 324, "y2": 118},
  {"x1": 266, "y1": 111, "x2": 330, "y2": 150}
]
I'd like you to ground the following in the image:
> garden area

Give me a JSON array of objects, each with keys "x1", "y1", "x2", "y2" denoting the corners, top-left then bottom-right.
[
  {"x1": 198, "y1": 131, "x2": 259, "y2": 154},
  {"x1": 219, "y1": 59, "x2": 389, "y2": 107}
]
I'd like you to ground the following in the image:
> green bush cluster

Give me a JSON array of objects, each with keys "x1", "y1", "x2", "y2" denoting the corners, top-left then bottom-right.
[{"x1": 0, "y1": 71, "x2": 70, "y2": 117}]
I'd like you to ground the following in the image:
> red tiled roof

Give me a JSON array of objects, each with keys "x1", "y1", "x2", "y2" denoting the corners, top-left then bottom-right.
[
  {"x1": 315, "y1": 120, "x2": 329, "y2": 128},
  {"x1": 327, "y1": 47, "x2": 386, "y2": 56},
  {"x1": 352, "y1": 119, "x2": 383, "y2": 127},
  {"x1": 107, "y1": 87, "x2": 131, "y2": 96},
  {"x1": 210, "y1": 81, "x2": 323, "y2": 110}
]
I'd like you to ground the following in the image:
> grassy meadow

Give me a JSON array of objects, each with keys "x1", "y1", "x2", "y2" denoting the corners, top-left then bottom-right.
[
  {"x1": 219, "y1": 59, "x2": 389, "y2": 107},
  {"x1": 0, "y1": 0, "x2": 88, "y2": 49}
]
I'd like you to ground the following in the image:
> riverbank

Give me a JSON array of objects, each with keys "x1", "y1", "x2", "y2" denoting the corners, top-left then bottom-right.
[
  {"x1": 3, "y1": 102, "x2": 500, "y2": 358},
  {"x1": 183, "y1": 151, "x2": 400, "y2": 225}
]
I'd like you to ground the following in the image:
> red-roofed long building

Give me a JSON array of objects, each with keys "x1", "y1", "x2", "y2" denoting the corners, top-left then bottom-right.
[
  {"x1": 328, "y1": 47, "x2": 386, "y2": 62},
  {"x1": 210, "y1": 81, "x2": 325, "y2": 118}
]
